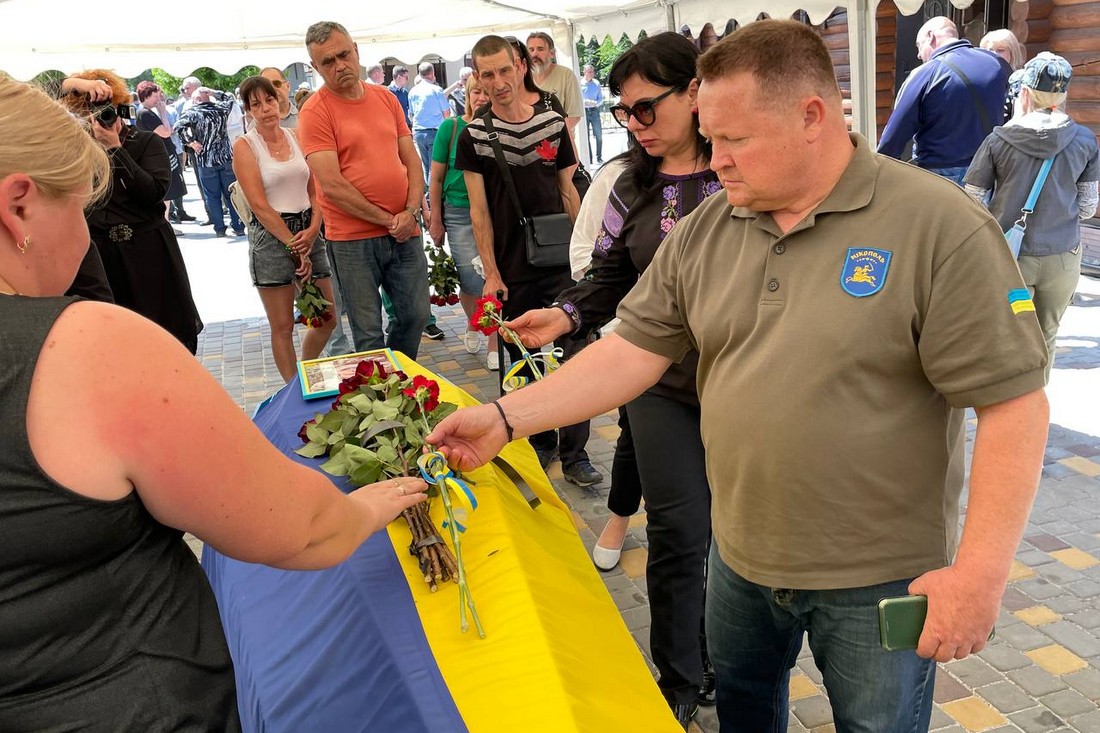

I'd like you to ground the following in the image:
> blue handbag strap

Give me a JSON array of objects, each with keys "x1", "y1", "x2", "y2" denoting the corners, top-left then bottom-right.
[{"x1": 1022, "y1": 158, "x2": 1054, "y2": 215}]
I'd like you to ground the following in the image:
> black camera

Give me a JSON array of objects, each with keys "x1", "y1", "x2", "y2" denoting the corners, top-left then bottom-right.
[{"x1": 91, "y1": 100, "x2": 135, "y2": 127}]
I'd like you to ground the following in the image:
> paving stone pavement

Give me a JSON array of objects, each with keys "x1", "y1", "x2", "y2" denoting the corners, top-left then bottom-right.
[{"x1": 194, "y1": 279, "x2": 1100, "y2": 733}]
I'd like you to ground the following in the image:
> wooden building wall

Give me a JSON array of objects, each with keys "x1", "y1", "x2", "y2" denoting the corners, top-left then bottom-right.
[
  {"x1": 818, "y1": 8, "x2": 854, "y2": 128},
  {"x1": 875, "y1": 1, "x2": 900, "y2": 137}
]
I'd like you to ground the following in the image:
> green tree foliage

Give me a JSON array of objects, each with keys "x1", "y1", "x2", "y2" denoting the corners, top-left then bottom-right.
[
  {"x1": 127, "y1": 66, "x2": 261, "y2": 101},
  {"x1": 637, "y1": 29, "x2": 648, "y2": 42},
  {"x1": 615, "y1": 32, "x2": 633, "y2": 55},
  {"x1": 595, "y1": 35, "x2": 618, "y2": 79}
]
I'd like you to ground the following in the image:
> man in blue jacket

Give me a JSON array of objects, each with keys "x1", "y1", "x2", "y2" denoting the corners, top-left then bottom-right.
[{"x1": 878, "y1": 17, "x2": 1011, "y2": 183}]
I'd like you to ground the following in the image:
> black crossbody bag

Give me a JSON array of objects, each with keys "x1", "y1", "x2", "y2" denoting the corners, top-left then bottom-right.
[{"x1": 480, "y1": 112, "x2": 572, "y2": 268}]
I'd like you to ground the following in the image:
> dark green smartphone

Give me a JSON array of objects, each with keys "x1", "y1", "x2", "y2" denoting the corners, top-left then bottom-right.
[
  {"x1": 878, "y1": 595, "x2": 928, "y2": 651},
  {"x1": 878, "y1": 594, "x2": 996, "y2": 651}
]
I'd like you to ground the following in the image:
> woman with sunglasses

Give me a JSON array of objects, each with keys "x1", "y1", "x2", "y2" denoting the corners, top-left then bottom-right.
[
  {"x1": 503, "y1": 32, "x2": 719, "y2": 728},
  {"x1": 61, "y1": 69, "x2": 204, "y2": 354}
]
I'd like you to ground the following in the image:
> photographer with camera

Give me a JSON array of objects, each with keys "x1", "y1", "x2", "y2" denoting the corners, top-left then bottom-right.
[{"x1": 62, "y1": 70, "x2": 203, "y2": 353}]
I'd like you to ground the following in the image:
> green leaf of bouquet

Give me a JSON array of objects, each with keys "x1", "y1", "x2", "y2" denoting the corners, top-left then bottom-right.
[
  {"x1": 340, "y1": 413, "x2": 360, "y2": 439},
  {"x1": 347, "y1": 393, "x2": 372, "y2": 413},
  {"x1": 305, "y1": 422, "x2": 328, "y2": 443},
  {"x1": 294, "y1": 442, "x2": 329, "y2": 459},
  {"x1": 320, "y1": 451, "x2": 350, "y2": 476},
  {"x1": 349, "y1": 462, "x2": 383, "y2": 486},
  {"x1": 340, "y1": 443, "x2": 378, "y2": 465},
  {"x1": 404, "y1": 423, "x2": 421, "y2": 446},
  {"x1": 430, "y1": 401, "x2": 459, "y2": 422},
  {"x1": 371, "y1": 399, "x2": 400, "y2": 421},
  {"x1": 318, "y1": 411, "x2": 345, "y2": 432},
  {"x1": 376, "y1": 444, "x2": 399, "y2": 464}
]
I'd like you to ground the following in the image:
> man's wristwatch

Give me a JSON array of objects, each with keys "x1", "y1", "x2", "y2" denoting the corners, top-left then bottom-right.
[
  {"x1": 405, "y1": 206, "x2": 422, "y2": 222},
  {"x1": 550, "y1": 301, "x2": 581, "y2": 333}
]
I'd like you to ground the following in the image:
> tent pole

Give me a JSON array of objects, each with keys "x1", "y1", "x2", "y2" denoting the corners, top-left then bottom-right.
[
  {"x1": 847, "y1": 0, "x2": 878, "y2": 146},
  {"x1": 663, "y1": 0, "x2": 676, "y2": 31}
]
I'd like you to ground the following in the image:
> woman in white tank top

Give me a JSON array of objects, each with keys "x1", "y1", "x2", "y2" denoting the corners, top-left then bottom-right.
[{"x1": 233, "y1": 76, "x2": 337, "y2": 382}]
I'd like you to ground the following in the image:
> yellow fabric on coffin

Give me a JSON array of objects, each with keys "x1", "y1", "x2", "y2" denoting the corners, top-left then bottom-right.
[{"x1": 386, "y1": 354, "x2": 681, "y2": 732}]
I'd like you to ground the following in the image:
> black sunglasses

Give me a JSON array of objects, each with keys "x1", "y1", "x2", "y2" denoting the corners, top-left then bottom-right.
[{"x1": 610, "y1": 88, "x2": 677, "y2": 128}]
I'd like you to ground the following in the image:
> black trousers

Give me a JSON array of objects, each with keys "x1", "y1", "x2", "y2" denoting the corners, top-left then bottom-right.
[
  {"x1": 626, "y1": 391, "x2": 711, "y2": 704},
  {"x1": 608, "y1": 406, "x2": 642, "y2": 517},
  {"x1": 501, "y1": 276, "x2": 591, "y2": 468}
]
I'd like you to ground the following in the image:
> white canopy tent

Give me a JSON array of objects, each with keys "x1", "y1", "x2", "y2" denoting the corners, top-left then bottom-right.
[{"x1": 0, "y1": 0, "x2": 976, "y2": 143}]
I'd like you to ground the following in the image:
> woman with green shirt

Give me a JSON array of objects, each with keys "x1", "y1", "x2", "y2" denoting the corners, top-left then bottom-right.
[{"x1": 429, "y1": 75, "x2": 497, "y2": 368}]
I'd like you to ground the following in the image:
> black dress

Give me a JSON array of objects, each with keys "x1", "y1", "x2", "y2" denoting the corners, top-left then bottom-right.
[
  {"x1": 88, "y1": 127, "x2": 203, "y2": 353},
  {"x1": 0, "y1": 295, "x2": 240, "y2": 732}
]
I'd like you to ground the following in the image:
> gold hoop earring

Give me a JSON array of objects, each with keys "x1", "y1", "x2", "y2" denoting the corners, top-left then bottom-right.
[{"x1": 17, "y1": 235, "x2": 31, "y2": 254}]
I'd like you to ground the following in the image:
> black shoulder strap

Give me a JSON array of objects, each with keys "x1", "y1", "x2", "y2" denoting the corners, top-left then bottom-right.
[
  {"x1": 480, "y1": 112, "x2": 528, "y2": 225},
  {"x1": 938, "y1": 56, "x2": 993, "y2": 133}
]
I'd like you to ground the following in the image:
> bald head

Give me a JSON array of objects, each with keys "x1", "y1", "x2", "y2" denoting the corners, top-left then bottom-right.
[{"x1": 916, "y1": 17, "x2": 958, "y2": 62}]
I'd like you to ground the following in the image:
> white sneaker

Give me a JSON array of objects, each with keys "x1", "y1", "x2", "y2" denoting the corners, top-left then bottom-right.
[
  {"x1": 462, "y1": 329, "x2": 481, "y2": 354},
  {"x1": 486, "y1": 351, "x2": 499, "y2": 371}
]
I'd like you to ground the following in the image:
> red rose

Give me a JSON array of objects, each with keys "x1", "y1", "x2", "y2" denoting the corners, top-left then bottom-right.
[
  {"x1": 310, "y1": 317, "x2": 322, "y2": 328},
  {"x1": 322, "y1": 310, "x2": 334, "y2": 322},
  {"x1": 338, "y1": 374, "x2": 363, "y2": 395},
  {"x1": 446, "y1": 294, "x2": 459, "y2": 305},
  {"x1": 297, "y1": 418, "x2": 316, "y2": 443}
]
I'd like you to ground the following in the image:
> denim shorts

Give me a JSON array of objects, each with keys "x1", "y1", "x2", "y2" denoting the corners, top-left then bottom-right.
[
  {"x1": 443, "y1": 203, "x2": 483, "y2": 296},
  {"x1": 248, "y1": 209, "x2": 332, "y2": 287}
]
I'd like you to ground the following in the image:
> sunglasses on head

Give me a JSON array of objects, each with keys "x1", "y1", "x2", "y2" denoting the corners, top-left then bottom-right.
[{"x1": 609, "y1": 88, "x2": 677, "y2": 128}]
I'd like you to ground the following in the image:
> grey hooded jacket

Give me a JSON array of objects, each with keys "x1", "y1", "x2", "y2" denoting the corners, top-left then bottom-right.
[{"x1": 964, "y1": 110, "x2": 1098, "y2": 257}]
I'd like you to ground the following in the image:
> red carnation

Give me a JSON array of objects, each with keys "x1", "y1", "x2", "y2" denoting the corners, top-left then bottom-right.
[
  {"x1": 402, "y1": 374, "x2": 440, "y2": 412},
  {"x1": 470, "y1": 294, "x2": 503, "y2": 335}
]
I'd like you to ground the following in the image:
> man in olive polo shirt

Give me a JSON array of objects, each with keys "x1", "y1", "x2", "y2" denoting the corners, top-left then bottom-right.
[{"x1": 427, "y1": 20, "x2": 1049, "y2": 732}]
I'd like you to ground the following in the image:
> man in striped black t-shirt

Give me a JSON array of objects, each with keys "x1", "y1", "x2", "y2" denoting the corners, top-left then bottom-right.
[{"x1": 456, "y1": 34, "x2": 600, "y2": 485}]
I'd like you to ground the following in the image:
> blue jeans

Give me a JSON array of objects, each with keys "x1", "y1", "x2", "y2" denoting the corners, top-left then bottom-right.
[
  {"x1": 923, "y1": 166, "x2": 969, "y2": 186},
  {"x1": 585, "y1": 107, "x2": 603, "y2": 161},
  {"x1": 328, "y1": 234, "x2": 429, "y2": 360},
  {"x1": 197, "y1": 163, "x2": 243, "y2": 233},
  {"x1": 322, "y1": 239, "x2": 352, "y2": 357},
  {"x1": 706, "y1": 547, "x2": 935, "y2": 732},
  {"x1": 414, "y1": 128, "x2": 437, "y2": 186},
  {"x1": 443, "y1": 204, "x2": 483, "y2": 295}
]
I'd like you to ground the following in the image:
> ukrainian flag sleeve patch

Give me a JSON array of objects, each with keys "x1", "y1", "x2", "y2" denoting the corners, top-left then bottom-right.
[{"x1": 1008, "y1": 288, "x2": 1036, "y2": 315}]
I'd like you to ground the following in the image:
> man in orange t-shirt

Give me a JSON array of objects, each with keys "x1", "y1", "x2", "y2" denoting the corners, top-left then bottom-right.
[{"x1": 299, "y1": 20, "x2": 429, "y2": 359}]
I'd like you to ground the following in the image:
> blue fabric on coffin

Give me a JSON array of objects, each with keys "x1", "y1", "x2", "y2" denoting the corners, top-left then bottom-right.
[{"x1": 202, "y1": 378, "x2": 467, "y2": 733}]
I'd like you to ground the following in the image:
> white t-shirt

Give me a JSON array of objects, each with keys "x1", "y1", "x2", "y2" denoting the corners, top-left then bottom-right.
[{"x1": 242, "y1": 128, "x2": 311, "y2": 214}]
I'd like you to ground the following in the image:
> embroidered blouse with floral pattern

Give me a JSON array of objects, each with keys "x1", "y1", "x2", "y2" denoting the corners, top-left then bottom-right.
[{"x1": 558, "y1": 168, "x2": 720, "y2": 406}]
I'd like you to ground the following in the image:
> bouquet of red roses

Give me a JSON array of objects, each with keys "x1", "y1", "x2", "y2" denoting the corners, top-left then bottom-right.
[
  {"x1": 426, "y1": 244, "x2": 460, "y2": 307},
  {"x1": 294, "y1": 279, "x2": 334, "y2": 329},
  {"x1": 296, "y1": 359, "x2": 484, "y2": 636}
]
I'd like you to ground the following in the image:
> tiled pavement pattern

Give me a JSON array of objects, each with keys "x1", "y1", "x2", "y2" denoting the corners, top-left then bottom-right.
[{"x1": 196, "y1": 295, "x2": 1100, "y2": 733}]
